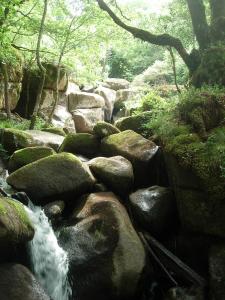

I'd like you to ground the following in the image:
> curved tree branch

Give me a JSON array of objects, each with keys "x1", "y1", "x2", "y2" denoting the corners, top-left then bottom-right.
[
  {"x1": 96, "y1": 0, "x2": 193, "y2": 71},
  {"x1": 186, "y1": 0, "x2": 210, "y2": 49}
]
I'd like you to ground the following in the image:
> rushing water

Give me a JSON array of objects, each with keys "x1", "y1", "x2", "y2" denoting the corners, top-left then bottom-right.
[{"x1": 26, "y1": 203, "x2": 71, "y2": 300}]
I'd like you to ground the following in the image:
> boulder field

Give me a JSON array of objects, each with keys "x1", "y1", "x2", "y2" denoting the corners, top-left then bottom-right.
[{"x1": 0, "y1": 115, "x2": 223, "y2": 300}]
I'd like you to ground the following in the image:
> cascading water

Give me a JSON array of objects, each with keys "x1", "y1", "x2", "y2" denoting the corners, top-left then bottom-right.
[{"x1": 26, "y1": 203, "x2": 72, "y2": 300}]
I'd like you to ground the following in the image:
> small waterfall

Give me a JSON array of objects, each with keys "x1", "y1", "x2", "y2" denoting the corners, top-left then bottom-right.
[{"x1": 26, "y1": 203, "x2": 71, "y2": 300}]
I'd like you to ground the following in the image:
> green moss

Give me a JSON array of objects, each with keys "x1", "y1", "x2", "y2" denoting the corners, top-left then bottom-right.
[
  {"x1": 42, "y1": 127, "x2": 66, "y2": 136},
  {"x1": 59, "y1": 133, "x2": 100, "y2": 157},
  {"x1": 1, "y1": 128, "x2": 34, "y2": 154},
  {"x1": 93, "y1": 121, "x2": 120, "y2": 138},
  {"x1": 9, "y1": 199, "x2": 33, "y2": 229},
  {"x1": 8, "y1": 146, "x2": 55, "y2": 173}
]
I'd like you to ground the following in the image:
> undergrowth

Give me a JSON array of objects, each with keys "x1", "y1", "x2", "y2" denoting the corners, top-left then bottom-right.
[{"x1": 135, "y1": 85, "x2": 225, "y2": 196}]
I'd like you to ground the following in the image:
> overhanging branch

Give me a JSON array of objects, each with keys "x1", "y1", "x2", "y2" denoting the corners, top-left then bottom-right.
[{"x1": 96, "y1": 0, "x2": 193, "y2": 70}]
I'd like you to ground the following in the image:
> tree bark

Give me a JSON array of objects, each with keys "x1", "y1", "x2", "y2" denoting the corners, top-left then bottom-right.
[
  {"x1": 2, "y1": 63, "x2": 11, "y2": 119},
  {"x1": 186, "y1": 0, "x2": 210, "y2": 49},
  {"x1": 96, "y1": 0, "x2": 193, "y2": 71},
  {"x1": 29, "y1": 0, "x2": 47, "y2": 130},
  {"x1": 47, "y1": 16, "x2": 75, "y2": 125},
  {"x1": 210, "y1": 0, "x2": 225, "y2": 22}
]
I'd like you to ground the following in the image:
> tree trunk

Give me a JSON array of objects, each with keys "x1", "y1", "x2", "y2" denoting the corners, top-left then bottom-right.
[
  {"x1": 210, "y1": 0, "x2": 225, "y2": 22},
  {"x1": 186, "y1": 0, "x2": 210, "y2": 49},
  {"x1": 2, "y1": 63, "x2": 11, "y2": 119},
  {"x1": 47, "y1": 16, "x2": 75, "y2": 125},
  {"x1": 29, "y1": 0, "x2": 48, "y2": 130}
]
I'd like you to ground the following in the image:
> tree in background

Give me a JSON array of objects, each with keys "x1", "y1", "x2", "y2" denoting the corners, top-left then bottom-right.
[{"x1": 97, "y1": 0, "x2": 225, "y2": 87}]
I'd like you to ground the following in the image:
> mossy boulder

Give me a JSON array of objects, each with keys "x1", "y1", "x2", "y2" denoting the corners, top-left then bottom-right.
[
  {"x1": 88, "y1": 156, "x2": 133, "y2": 196},
  {"x1": 0, "y1": 197, "x2": 34, "y2": 244},
  {"x1": 8, "y1": 146, "x2": 55, "y2": 173},
  {"x1": 115, "y1": 112, "x2": 152, "y2": 136},
  {"x1": 42, "y1": 127, "x2": 66, "y2": 137},
  {"x1": 7, "y1": 153, "x2": 96, "y2": 204},
  {"x1": 1, "y1": 128, "x2": 34, "y2": 154},
  {"x1": 93, "y1": 121, "x2": 120, "y2": 139},
  {"x1": 101, "y1": 130, "x2": 159, "y2": 186},
  {"x1": 43, "y1": 63, "x2": 68, "y2": 92},
  {"x1": 59, "y1": 133, "x2": 100, "y2": 158}
]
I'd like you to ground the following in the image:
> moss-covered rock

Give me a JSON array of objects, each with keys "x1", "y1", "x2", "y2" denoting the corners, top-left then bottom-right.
[
  {"x1": 0, "y1": 197, "x2": 34, "y2": 243},
  {"x1": 115, "y1": 112, "x2": 152, "y2": 136},
  {"x1": 59, "y1": 133, "x2": 100, "y2": 158},
  {"x1": 7, "y1": 153, "x2": 95, "y2": 204},
  {"x1": 8, "y1": 146, "x2": 55, "y2": 173},
  {"x1": 88, "y1": 156, "x2": 133, "y2": 196},
  {"x1": 192, "y1": 47, "x2": 225, "y2": 87},
  {"x1": 42, "y1": 127, "x2": 66, "y2": 137},
  {"x1": 1, "y1": 128, "x2": 34, "y2": 154},
  {"x1": 101, "y1": 130, "x2": 159, "y2": 186},
  {"x1": 93, "y1": 121, "x2": 120, "y2": 139}
]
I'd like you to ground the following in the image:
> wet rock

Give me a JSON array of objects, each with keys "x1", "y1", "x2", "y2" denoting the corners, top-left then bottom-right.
[
  {"x1": 94, "y1": 86, "x2": 116, "y2": 121},
  {"x1": 7, "y1": 153, "x2": 95, "y2": 204},
  {"x1": 88, "y1": 156, "x2": 133, "y2": 196},
  {"x1": 115, "y1": 112, "x2": 152, "y2": 136},
  {"x1": 0, "y1": 263, "x2": 50, "y2": 300},
  {"x1": 101, "y1": 130, "x2": 159, "y2": 186},
  {"x1": 129, "y1": 186, "x2": 176, "y2": 236},
  {"x1": 44, "y1": 200, "x2": 65, "y2": 224},
  {"x1": 209, "y1": 244, "x2": 225, "y2": 300},
  {"x1": 8, "y1": 146, "x2": 55, "y2": 173},
  {"x1": 71, "y1": 108, "x2": 104, "y2": 133},
  {"x1": 59, "y1": 133, "x2": 100, "y2": 158},
  {"x1": 93, "y1": 121, "x2": 120, "y2": 139},
  {"x1": 0, "y1": 197, "x2": 34, "y2": 242},
  {"x1": 59, "y1": 192, "x2": 146, "y2": 300},
  {"x1": 1, "y1": 128, "x2": 34, "y2": 154},
  {"x1": 26, "y1": 130, "x2": 64, "y2": 151},
  {"x1": 105, "y1": 78, "x2": 130, "y2": 91}
]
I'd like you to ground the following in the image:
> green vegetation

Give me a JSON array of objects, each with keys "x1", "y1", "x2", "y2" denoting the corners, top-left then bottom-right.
[{"x1": 134, "y1": 86, "x2": 225, "y2": 198}]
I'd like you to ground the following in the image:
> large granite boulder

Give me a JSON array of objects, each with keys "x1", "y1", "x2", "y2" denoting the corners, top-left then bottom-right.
[
  {"x1": 164, "y1": 152, "x2": 225, "y2": 238},
  {"x1": 7, "y1": 153, "x2": 95, "y2": 204},
  {"x1": 129, "y1": 186, "x2": 177, "y2": 236},
  {"x1": 115, "y1": 112, "x2": 152, "y2": 136},
  {"x1": 0, "y1": 53, "x2": 23, "y2": 111},
  {"x1": 8, "y1": 146, "x2": 55, "y2": 173},
  {"x1": 0, "y1": 264, "x2": 50, "y2": 300},
  {"x1": 43, "y1": 63, "x2": 68, "y2": 92},
  {"x1": 71, "y1": 108, "x2": 104, "y2": 133},
  {"x1": 59, "y1": 133, "x2": 100, "y2": 158},
  {"x1": 93, "y1": 121, "x2": 120, "y2": 139},
  {"x1": 51, "y1": 105, "x2": 75, "y2": 132},
  {"x1": 95, "y1": 86, "x2": 116, "y2": 121},
  {"x1": 88, "y1": 156, "x2": 134, "y2": 196},
  {"x1": 101, "y1": 130, "x2": 159, "y2": 186},
  {"x1": 0, "y1": 197, "x2": 34, "y2": 244},
  {"x1": 105, "y1": 78, "x2": 130, "y2": 91},
  {"x1": 59, "y1": 192, "x2": 146, "y2": 300},
  {"x1": 26, "y1": 130, "x2": 64, "y2": 151},
  {"x1": 1, "y1": 128, "x2": 34, "y2": 154},
  {"x1": 68, "y1": 91, "x2": 105, "y2": 111}
]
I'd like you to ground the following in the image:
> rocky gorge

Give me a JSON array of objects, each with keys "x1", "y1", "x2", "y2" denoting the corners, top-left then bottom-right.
[{"x1": 0, "y1": 66, "x2": 224, "y2": 300}]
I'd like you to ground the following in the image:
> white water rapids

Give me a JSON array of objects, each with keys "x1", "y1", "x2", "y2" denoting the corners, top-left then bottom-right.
[{"x1": 26, "y1": 203, "x2": 72, "y2": 300}]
